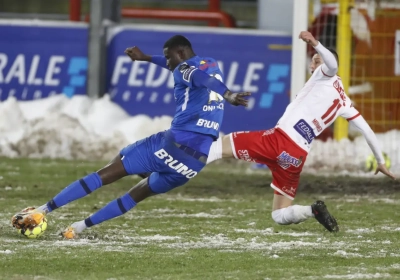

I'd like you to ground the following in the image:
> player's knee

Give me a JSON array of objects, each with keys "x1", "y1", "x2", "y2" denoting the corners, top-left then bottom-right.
[{"x1": 129, "y1": 178, "x2": 156, "y2": 203}]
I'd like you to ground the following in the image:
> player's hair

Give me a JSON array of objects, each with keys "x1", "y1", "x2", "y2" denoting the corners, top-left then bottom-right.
[
  {"x1": 314, "y1": 48, "x2": 339, "y2": 66},
  {"x1": 163, "y1": 35, "x2": 192, "y2": 50},
  {"x1": 326, "y1": 48, "x2": 339, "y2": 64}
]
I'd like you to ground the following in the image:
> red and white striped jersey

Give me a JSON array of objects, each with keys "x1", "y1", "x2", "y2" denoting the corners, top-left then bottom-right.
[{"x1": 275, "y1": 65, "x2": 360, "y2": 152}]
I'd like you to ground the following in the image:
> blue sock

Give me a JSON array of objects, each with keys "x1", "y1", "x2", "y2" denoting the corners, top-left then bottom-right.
[
  {"x1": 47, "y1": 173, "x2": 102, "y2": 212},
  {"x1": 84, "y1": 193, "x2": 137, "y2": 227}
]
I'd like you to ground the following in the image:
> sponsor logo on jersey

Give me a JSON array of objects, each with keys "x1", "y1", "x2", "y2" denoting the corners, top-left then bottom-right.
[
  {"x1": 154, "y1": 149, "x2": 198, "y2": 179},
  {"x1": 208, "y1": 91, "x2": 224, "y2": 104},
  {"x1": 277, "y1": 151, "x2": 302, "y2": 170},
  {"x1": 282, "y1": 186, "x2": 296, "y2": 196},
  {"x1": 233, "y1": 131, "x2": 250, "y2": 138},
  {"x1": 262, "y1": 128, "x2": 275, "y2": 136},
  {"x1": 207, "y1": 73, "x2": 224, "y2": 104},
  {"x1": 312, "y1": 119, "x2": 323, "y2": 132},
  {"x1": 333, "y1": 79, "x2": 347, "y2": 106},
  {"x1": 293, "y1": 119, "x2": 316, "y2": 144},
  {"x1": 199, "y1": 61, "x2": 218, "y2": 70},
  {"x1": 238, "y1": 149, "x2": 254, "y2": 162},
  {"x1": 196, "y1": 118, "x2": 219, "y2": 130},
  {"x1": 202, "y1": 103, "x2": 224, "y2": 111}
]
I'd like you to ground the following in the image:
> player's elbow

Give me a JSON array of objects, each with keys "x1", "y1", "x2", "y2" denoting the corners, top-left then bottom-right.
[
  {"x1": 322, "y1": 65, "x2": 338, "y2": 77},
  {"x1": 351, "y1": 119, "x2": 373, "y2": 135},
  {"x1": 327, "y1": 64, "x2": 338, "y2": 75},
  {"x1": 330, "y1": 65, "x2": 338, "y2": 73}
]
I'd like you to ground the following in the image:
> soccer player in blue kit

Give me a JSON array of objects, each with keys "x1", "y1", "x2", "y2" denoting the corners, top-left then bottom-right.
[{"x1": 12, "y1": 35, "x2": 250, "y2": 238}]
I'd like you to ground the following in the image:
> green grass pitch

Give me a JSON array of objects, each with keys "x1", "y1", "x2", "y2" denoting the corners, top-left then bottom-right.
[{"x1": 0, "y1": 157, "x2": 400, "y2": 280}]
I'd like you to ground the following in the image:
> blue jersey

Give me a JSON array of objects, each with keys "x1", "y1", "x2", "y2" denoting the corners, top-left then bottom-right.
[
  {"x1": 119, "y1": 56, "x2": 228, "y2": 194},
  {"x1": 171, "y1": 56, "x2": 225, "y2": 139}
]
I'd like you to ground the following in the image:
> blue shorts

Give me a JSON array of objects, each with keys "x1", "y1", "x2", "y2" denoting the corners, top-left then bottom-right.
[{"x1": 120, "y1": 130, "x2": 206, "y2": 193}]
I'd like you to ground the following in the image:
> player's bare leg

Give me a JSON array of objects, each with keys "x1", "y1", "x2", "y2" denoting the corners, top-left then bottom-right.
[
  {"x1": 127, "y1": 178, "x2": 157, "y2": 202},
  {"x1": 272, "y1": 193, "x2": 293, "y2": 210},
  {"x1": 41, "y1": 154, "x2": 128, "y2": 213},
  {"x1": 207, "y1": 135, "x2": 339, "y2": 232},
  {"x1": 271, "y1": 194, "x2": 312, "y2": 225},
  {"x1": 271, "y1": 193, "x2": 339, "y2": 232},
  {"x1": 97, "y1": 155, "x2": 129, "y2": 185},
  {"x1": 207, "y1": 134, "x2": 234, "y2": 163},
  {"x1": 138, "y1": 172, "x2": 152, "y2": 179}
]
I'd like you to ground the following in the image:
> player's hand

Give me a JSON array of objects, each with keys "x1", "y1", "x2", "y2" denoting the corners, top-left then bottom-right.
[
  {"x1": 299, "y1": 31, "x2": 319, "y2": 47},
  {"x1": 124, "y1": 46, "x2": 151, "y2": 62},
  {"x1": 223, "y1": 90, "x2": 251, "y2": 107},
  {"x1": 375, "y1": 163, "x2": 396, "y2": 180}
]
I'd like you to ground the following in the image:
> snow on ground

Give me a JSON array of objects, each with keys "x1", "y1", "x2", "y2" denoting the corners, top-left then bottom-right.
[
  {"x1": 323, "y1": 273, "x2": 391, "y2": 279},
  {"x1": 0, "y1": 95, "x2": 398, "y2": 174},
  {"x1": 0, "y1": 95, "x2": 171, "y2": 160}
]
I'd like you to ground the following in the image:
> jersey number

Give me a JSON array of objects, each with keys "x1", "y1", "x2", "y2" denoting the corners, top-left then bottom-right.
[{"x1": 321, "y1": 98, "x2": 342, "y2": 125}]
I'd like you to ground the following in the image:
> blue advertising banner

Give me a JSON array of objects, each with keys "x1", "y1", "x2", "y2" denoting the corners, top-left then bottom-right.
[
  {"x1": 0, "y1": 22, "x2": 292, "y2": 134},
  {"x1": 0, "y1": 21, "x2": 88, "y2": 101},
  {"x1": 107, "y1": 26, "x2": 292, "y2": 133}
]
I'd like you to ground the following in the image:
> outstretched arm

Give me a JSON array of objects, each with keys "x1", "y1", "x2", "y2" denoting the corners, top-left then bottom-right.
[
  {"x1": 350, "y1": 116, "x2": 396, "y2": 179},
  {"x1": 150, "y1": 55, "x2": 168, "y2": 69},
  {"x1": 124, "y1": 47, "x2": 169, "y2": 69},
  {"x1": 299, "y1": 31, "x2": 338, "y2": 76}
]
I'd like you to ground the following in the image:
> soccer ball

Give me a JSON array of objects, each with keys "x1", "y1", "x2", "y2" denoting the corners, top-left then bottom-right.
[
  {"x1": 17, "y1": 217, "x2": 48, "y2": 239},
  {"x1": 365, "y1": 152, "x2": 391, "y2": 172}
]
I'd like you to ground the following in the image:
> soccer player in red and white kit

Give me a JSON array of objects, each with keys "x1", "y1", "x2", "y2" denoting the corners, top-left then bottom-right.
[{"x1": 206, "y1": 31, "x2": 396, "y2": 232}]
